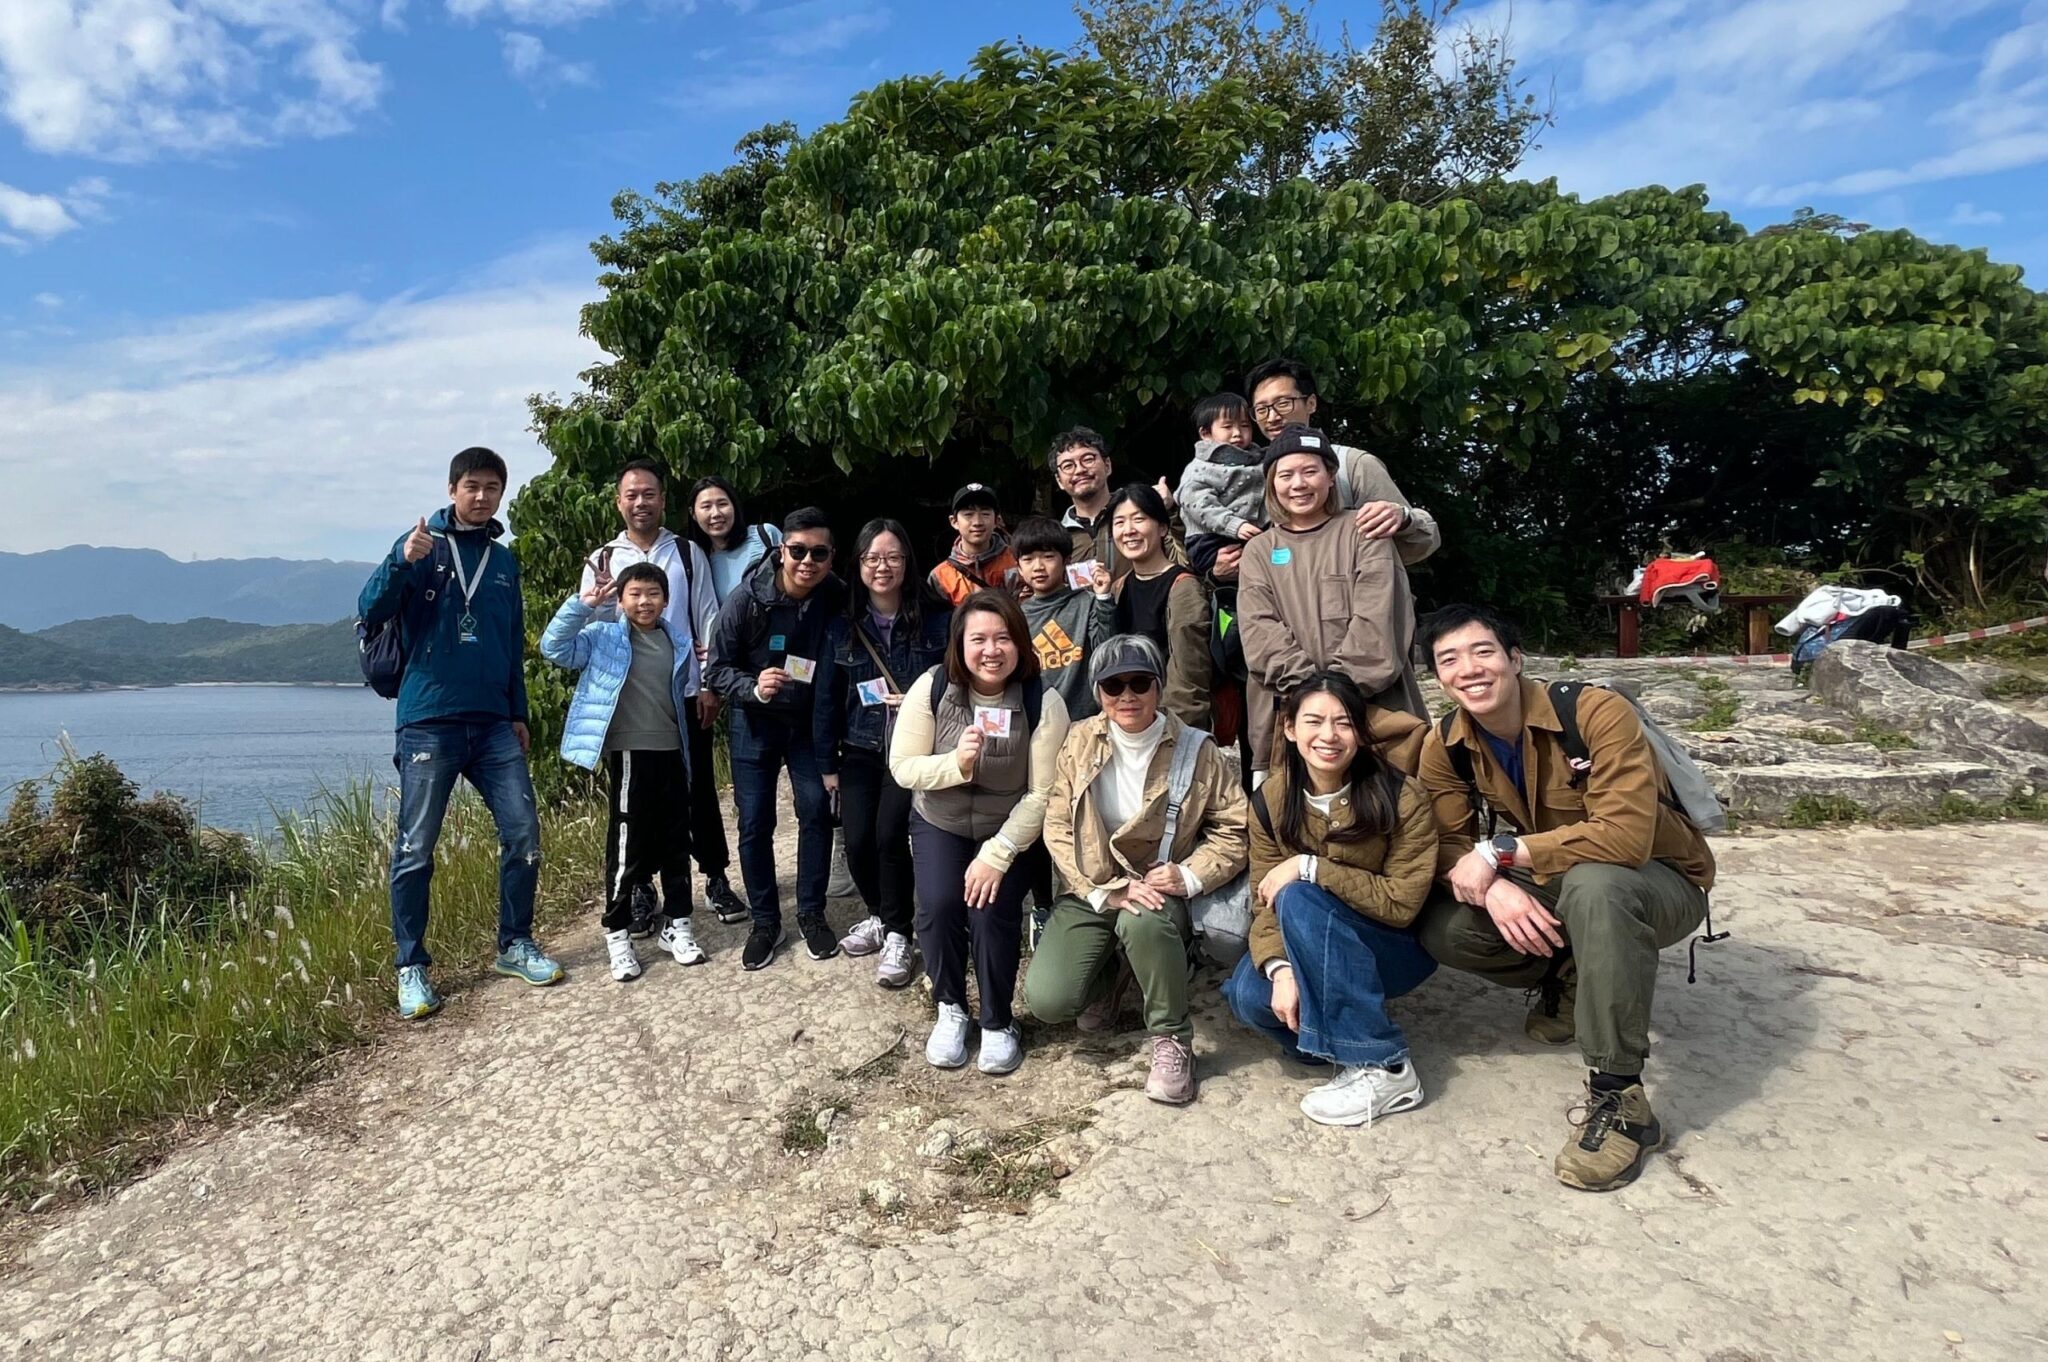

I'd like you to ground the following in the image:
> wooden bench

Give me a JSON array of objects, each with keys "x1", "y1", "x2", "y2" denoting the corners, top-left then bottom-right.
[{"x1": 1595, "y1": 592, "x2": 1801, "y2": 658}]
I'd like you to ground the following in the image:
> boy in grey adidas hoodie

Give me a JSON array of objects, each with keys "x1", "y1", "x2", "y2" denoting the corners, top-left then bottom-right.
[
  {"x1": 1012, "y1": 516, "x2": 1117, "y2": 721},
  {"x1": 1175, "y1": 393, "x2": 1266, "y2": 560}
]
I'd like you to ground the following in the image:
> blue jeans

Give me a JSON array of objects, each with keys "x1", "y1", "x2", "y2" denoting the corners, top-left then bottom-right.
[
  {"x1": 390, "y1": 719, "x2": 541, "y2": 969},
  {"x1": 727, "y1": 706, "x2": 831, "y2": 929},
  {"x1": 1222, "y1": 881, "x2": 1437, "y2": 1067}
]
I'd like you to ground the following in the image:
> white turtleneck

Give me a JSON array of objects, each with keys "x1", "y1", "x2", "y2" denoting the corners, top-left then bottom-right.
[{"x1": 1088, "y1": 715, "x2": 1204, "y2": 910}]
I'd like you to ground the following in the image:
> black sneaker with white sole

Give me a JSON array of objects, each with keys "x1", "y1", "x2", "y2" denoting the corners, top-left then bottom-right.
[
  {"x1": 741, "y1": 925, "x2": 786, "y2": 971},
  {"x1": 627, "y1": 883, "x2": 660, "y2": 939},
  {"x1": 797, "y1": 915, "x2": 840, "y2": 961},
  {"x1": 707, "y1": 874, "x2": 749, "y2": 925}
]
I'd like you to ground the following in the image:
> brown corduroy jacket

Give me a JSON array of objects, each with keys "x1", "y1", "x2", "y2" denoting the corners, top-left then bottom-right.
[{"x1": 1418, "y1": 678, "x2": 1715, "y2": 889}]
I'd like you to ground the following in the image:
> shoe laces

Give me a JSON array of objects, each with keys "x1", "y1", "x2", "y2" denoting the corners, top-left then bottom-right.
[
  {"x1": 1526, "y1": 974, "x2": 1565, "y2": 1019},
  {"x1": 1153, "y1": 1037, "x2": 1190, "y2": 1078},
  {"x1": 881, "y1": 935, "x2": 913, "y2": 967},
  {"x1": 1568, "y1": 1086, "x2": 1625, "y2": 1152}
]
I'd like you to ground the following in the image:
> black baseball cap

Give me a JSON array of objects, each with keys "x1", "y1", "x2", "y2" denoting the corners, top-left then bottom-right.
[{"x1": 950, "y1": 483, "x2": 1000, "y2": 512}]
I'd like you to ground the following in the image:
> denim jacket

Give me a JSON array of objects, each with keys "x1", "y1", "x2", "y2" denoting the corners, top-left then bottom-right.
[{"x1": 813, "y1": 600, "x2": 953, "y2": 773}]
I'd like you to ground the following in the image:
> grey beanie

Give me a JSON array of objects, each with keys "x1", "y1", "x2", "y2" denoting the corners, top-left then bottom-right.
[{"x1": 1087, "y1": 633, "x2": 1165, "y2": 690}]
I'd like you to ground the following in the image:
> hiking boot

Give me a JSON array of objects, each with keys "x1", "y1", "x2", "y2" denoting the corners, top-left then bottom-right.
[
  {"x1": 875, "y1": 932, "x2": 916, "y2": 989},
  {"x1": 1076, "y1": 960, "x2": 1133, "y2": 1034},
  {"x1": 1145, "y1": 1035, "x2": 1196, "y2": 1105},
  {"x1": 927, "y1": 1003, "x2": 971, "y2": 1069},
  {"x1": 604, "y1": 929, "x2": 644, "y2": 983},
  {"x1": 493, "y1": 938, "x2": 564, "y2": 987},
  {"x1": 797, "y1": 915, "x2": 840, "y2": 961},
  {"x1": 741, "y1": 925, "x2": 785, "y2": 972},
  {"x1": 1525, "y1": 960, "x2": 1577, "y2": 1046},
  {"x1": 396, "y1": 965, "x2": 441, "y2": 1020},
  {"x1": 1299, "y1": 1061, "x2": 1424, "y2": 1127},
  {"x1": 838, "y1": 914, "x2": 886, "y2": 957},
  {"x1": 1556, "y1": 1081, "x2": 1663, "y2": 1192},
  {"x1": 978, "y1": 1024, "x2": 1022, "y2": 1076},
  {"x1": 657, "y1": 916, "x2": 707, "y2": 967},
  {"x1": 706, "y1": 874, "x2": 749, "y2": 925},
  {"x1": 627, "y1": 883, "x2": 660, "y2": 939}
]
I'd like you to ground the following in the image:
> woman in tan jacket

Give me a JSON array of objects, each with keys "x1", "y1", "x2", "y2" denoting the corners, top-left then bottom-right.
[
  {"x1": 1221, "y1": 670, "x2": 1439, "y2": 1128},
  {"x1": 1237, "y1": 424, "x2": 1426, "y2": 777}
]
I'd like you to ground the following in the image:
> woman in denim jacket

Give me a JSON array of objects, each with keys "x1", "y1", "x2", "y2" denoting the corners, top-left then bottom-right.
[{"x1": 814, "y1": 517, "x2": 953, "y2": 987}]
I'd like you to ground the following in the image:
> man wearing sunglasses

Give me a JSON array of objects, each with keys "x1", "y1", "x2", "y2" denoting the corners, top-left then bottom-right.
[{"x1": 704, "y1": 507, "x2": 848, "y2": 970}]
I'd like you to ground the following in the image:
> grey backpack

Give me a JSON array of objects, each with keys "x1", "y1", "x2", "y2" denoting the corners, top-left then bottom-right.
[{"x1": 1155, "y1": 727, "x2": 1252, "y2": 967}]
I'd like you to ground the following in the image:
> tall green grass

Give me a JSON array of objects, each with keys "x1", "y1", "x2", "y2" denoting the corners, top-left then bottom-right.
[{"x1": 1, "y1": 783, "x2": 603, "y2": 1205}]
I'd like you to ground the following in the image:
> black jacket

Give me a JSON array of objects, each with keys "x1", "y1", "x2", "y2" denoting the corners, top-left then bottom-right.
[{"x1": 705, "y1": 555, "x2": 847, "y2": 720}]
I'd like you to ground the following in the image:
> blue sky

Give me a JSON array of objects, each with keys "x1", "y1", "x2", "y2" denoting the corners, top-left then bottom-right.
[{"x1": 2, "y1": 0, "x2": 2045, "y2": 562}]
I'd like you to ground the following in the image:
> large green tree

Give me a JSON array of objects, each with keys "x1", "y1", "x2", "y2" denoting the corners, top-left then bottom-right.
[{"x1": 517, "y1": 43, "x2": 2046, "y2": 778}]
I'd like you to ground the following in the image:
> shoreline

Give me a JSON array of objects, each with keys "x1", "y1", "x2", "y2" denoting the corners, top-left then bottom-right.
[{"x1": 0, "y1": 681, "x2": 364, "y2": 695}]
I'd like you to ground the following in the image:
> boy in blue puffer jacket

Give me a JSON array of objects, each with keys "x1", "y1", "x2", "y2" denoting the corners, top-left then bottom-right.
[{"x1": 541, "y1": 562, "x2": 706, "y2": 981}]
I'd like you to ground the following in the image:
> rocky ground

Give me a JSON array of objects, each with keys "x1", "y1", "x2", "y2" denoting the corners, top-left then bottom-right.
[{"x1": 5, "y1": 808, "x2": 2045, "y2": 1361}]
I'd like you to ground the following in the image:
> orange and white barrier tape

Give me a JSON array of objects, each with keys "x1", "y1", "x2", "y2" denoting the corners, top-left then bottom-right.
[
  {"x1": 1907, "y1": 614, "x2": 2048, "y2": 651},
  {"x1": 1574, "y1": 612, "x2": 2047, "y2": 666}
]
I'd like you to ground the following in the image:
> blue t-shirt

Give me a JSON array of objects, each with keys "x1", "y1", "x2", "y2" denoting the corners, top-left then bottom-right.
[
  {"x1": 709, "y1": 523, "x2": 782, "y2": 604},
  {"x1": 1481, "y1": 729, "x2": 1526, "y2": 804}
]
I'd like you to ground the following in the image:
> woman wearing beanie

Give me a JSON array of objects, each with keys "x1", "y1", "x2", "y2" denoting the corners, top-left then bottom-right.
[
  {"x1": 1238, "y1": 424, "x2": 1426, "y2": 779},
  {"x1": 1027, "y1": 634, "x2": 1249, "y2": 1106}
]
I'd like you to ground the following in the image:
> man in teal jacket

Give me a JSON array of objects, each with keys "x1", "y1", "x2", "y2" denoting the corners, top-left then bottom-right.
[{"x1": 357, "y1": 447, "x2": 563, "y2": 1018}]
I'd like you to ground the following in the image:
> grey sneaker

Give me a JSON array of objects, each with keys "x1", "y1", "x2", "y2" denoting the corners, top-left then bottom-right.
[
  {"x1": 875, "y1": 932, "x2": 916, "y2": 989},
  {"x1": 926, "y1": 1003, "x2": 971, "y2": 1069},
  {"x1": 839, "y1": 914, "x2": 886, "y2": 957},
  {"x1": 1145, "y1": 1035, "x2": 1196, "y2": 1105},
  {"x1": 494, "y1": 938, "x2": 564, "y2": 986},
  {"x1": 396, "y1": 965, "x2": 441, "y2": 1020},
  {"x1": 978, "y1": 1024, "x2": 1022, "y2": 1076}
]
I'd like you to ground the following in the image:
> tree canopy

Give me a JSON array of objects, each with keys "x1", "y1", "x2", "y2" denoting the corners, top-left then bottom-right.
[{"x1": 516, "y1": 37, "x2": 2046, "y2": 773}]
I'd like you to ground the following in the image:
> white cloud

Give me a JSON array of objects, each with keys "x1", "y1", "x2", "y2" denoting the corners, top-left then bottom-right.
[
  {"x1": 0, "y1": 252, "x2": 603, "y2": 560},
  {"x1": 33, "y1": 292, "x2": 64, "y2": 308},
  {"x1": 0, "y1": 0, "x2": 386, "y2": 159},
  {"x1": 501, "y1": 30, "x2": 595, "y2": 88},
  {"x1": 1951, "y1": 201, "x2": 2006, "y2": 225},
  {"x1": 0, "y1": 180, "x2": 77, "y2": 240},
  {"x1": 769, "y1": 5, "x2": 887, "y2": 58},
  {"x1": 446, "y1": 0, "x2": 619, "y2": 22}
]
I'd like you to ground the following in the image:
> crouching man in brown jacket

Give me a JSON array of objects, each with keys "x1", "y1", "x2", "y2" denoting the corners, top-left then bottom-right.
[{"x1": 1412, "y1": 604, "x2": 1712, "y2": 1192}]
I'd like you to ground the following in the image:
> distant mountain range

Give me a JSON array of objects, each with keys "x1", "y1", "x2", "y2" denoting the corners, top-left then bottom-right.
[
  {"x1": 0, "y1": 616, "x2": 360, "y2": 688},
  {"x1": 0, "y1": 546, "x2": 376, "y2": 632}
]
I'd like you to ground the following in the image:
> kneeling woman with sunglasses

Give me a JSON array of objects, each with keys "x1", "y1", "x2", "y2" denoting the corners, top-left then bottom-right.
[
  {"x1": 889, "y1": 590, "x2": 1070, "y2": 1075},
  {"x1": 1028, "y1": 635, "x2": 1248, "y2": 1106},
  {"x1": 1221, "y1": 670, "x2": 1438, "y2": 1127}
]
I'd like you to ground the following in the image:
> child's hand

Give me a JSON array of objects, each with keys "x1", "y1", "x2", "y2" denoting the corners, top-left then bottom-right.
[
  {"x1": 580, "y1": 574, "x2": 617, "y2": 609},
  {"x1": 1089, "y1": 563, "x2": 1112, "y2": 595},
  {"x1": 1236, "y1": 521, "x2": 1261, "y2": 541},
  {"x1": 1153, "y1": 477, "x2": 1178, "y2": 512}
]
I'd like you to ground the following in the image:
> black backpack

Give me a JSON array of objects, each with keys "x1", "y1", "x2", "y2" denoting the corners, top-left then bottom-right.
[{"x1": 356, "y1": 536, "x2": 450, "y2": 699}]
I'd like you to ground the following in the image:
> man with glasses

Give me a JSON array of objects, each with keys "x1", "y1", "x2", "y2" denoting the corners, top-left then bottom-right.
[
  {"x1": 1050, "y1": 427, "x2": 1186, "y2": 577},
  {"x1": 704, "y1": 507, "x2": 847, "y2": 971},
  {"x1": 1245, "y1": 358, "x2": 1440, "y2": 566}
]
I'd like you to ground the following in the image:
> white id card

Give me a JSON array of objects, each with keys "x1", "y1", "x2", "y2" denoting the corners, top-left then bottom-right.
[
  {"x1": 974, "y1": 707, "x2": 1013, "y2": 739},
  {"x1": 857, "y1": 678, "x2": 890, "y2": 706},
  {"x1": 785, "y1": 655, "x2": 817, "y2": 683},
  {"x1": 1066, "y1": 560, "x2": 1100, "y2": 589}
]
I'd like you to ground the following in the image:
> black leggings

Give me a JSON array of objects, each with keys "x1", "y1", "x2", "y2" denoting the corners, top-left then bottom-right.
[
  {"x1": 909, "y1": 813, "x2": 1034, "y2": 1029},
  {"x1": 685, "y1": 699, "x2": 730, "y2": 877},
  {"x1": 837, "y1": 745, "x2": 914, "y2": 938}
]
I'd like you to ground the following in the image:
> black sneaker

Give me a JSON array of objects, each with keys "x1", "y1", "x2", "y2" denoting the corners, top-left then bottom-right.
[
  {"x1": 797, "y1": 915, "x2": 839, "y2": 961},
  {"x1": 627, "y1": 883, "x2": 660, "y2": 939},
  {"x1": 741, "y1": 925, "x2": 785, "y2": 972},
  {"x1": 706, "y1": 874, "x2": 749, "y2": 925}
]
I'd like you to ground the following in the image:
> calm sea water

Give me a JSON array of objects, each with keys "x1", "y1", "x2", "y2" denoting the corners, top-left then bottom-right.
[{"x1": 0, "y1": 686, "x2": 398, "y2": 834}]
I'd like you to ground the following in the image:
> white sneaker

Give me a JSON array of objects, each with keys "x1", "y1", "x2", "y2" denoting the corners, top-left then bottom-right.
[
  {"x1": 1299, "y1": 1061, "x2": 1423, "y2": 1127},
  {"x1": 838, "y1": 914, "x2": 886, "y2": 957},
  {"x1": 604, "y1": 929, "x2": 643, "y2": 983},
  {"x1": 875, "y1": 932, "x2": 915, "y2": 989},
  {"x1": 926, "y1": 1002, "x2": 971, "y2": 1069},
  {"x1": 977, "y1": 1025, "x2": 1022, "y2": 1076},
  {"x1": 657, "y1": 917, "x2": 707, "y2": 966}
]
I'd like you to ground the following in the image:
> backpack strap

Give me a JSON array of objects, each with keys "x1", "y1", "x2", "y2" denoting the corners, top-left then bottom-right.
[
  {"x1": 1157, "y1": 725, "x2": 1212, "y2": 864},
  {"x1": 922, "y1": 662, "x2": 949, "y2": 715},
  {"x1": 1436, "y1": 707, "x2": 1495, "y2": 838},
  {"x1": 1250, "y1": 785, "x2": 1275, "y2": 840},
  {"x1": 755, "y1": 523, "x2": 773, "y2": 553},
  {"x1": 1023, "y1": 675, "x2": 1044, "y2": 730},
  {"x1": 1546, "y1": 679, "x2": 1593, "y2": 788}
]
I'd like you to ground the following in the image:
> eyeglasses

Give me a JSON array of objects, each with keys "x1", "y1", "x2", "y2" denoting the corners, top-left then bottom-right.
[
  {"x1": 860, "y1": 552, "x2": 907, "y2": 568},
  {"x1": 1097, "y1": 674, "x2": 1158, "y2": 698},
  {"x1": 1252, "y1": 394, "x2": 1304, "y2": 421},
  {"x1": 1055, "y1": 451, "x2": 1105, "y2": 476},
  {"x1": 783, "y1": 543, "x2": 833, "y2": 563}
]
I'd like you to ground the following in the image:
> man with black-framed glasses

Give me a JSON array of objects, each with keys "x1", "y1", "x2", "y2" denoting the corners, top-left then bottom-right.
[
  {"x1": 1049, "y1": 426, "x2": 1187, "y2": 577},
  {"x1": 1245, "y1": 358, "x2": 1440, "y2": 566},
  {"x1": 705, "y1": 507, "x2": 847, "y2": 970}
]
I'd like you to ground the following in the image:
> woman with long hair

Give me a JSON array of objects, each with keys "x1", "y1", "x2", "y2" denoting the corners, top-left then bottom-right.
[
  {"x1": 687, "y1": 476, "x2": 783, "y2": 605},
  {"x1": 816, "y1": 519, "x2": 953, "y2": 987},
  {"x1": 1106, "y1": 483, "x2": 1212, "y2": 729},
  {"x1": 889, "y1": 590, "x2": 1071, "y2": 1074},
  {"x1": 1221, "y1": 670, "x2": 1438, "y2": 1128}
]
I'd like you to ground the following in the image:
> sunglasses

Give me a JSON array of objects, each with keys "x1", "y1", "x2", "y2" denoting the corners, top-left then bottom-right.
[
  {"x1": 782, "y1": 543, "x2": 833, "y2": 563},
  {"x1": 1098, "y1": 674, "x2": 1158, "y2": 698}
]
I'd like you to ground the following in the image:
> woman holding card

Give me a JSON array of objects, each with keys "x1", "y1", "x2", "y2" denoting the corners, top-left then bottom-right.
[
  {"x1": 889, "y1": 590, "x2": 1071, "y2": 1074},
  {"x1": 816, "y1": 519, "x2": 953, "y2": 987}
]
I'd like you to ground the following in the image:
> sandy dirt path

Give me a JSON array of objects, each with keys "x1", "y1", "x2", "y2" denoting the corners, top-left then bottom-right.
[{"x1": 5, "y1": 822, "x2": 2045, "y2": 1361}]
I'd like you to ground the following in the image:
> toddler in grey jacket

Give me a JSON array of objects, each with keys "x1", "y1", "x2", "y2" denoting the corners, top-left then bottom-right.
[{"x1": 1176, "y1": 392, "x2": 1266, "y2": 542}]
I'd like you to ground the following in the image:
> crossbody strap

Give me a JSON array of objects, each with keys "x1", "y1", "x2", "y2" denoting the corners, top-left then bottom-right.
[{"x1": 854, "y1": 622, "x2": 903, "y2": 694}]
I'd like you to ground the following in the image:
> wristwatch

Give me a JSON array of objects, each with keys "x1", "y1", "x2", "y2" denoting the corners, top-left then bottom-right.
[{"x1": 1489, "y1": 834, "x2": 1519, "y2": 870}]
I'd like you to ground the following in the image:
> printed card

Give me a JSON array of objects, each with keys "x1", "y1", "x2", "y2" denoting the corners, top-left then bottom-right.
[
  {"x1": 974, "y1": 708, "x2": 1013, "y2": 739},
  {"x1": 1067, "y1": 560, "x2": 1101, "y2": 589},
  {"x1": 785, "y1": 655, "x2": 817, "y2": 683},
  {"x1": 857, "y1": 678, "x2": 890, "y2": 707}
]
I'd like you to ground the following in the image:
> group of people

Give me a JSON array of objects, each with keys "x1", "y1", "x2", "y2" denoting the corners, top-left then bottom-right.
[{"x1": 356, "y1": 357, "x2": 1714, "y2": 1194}]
